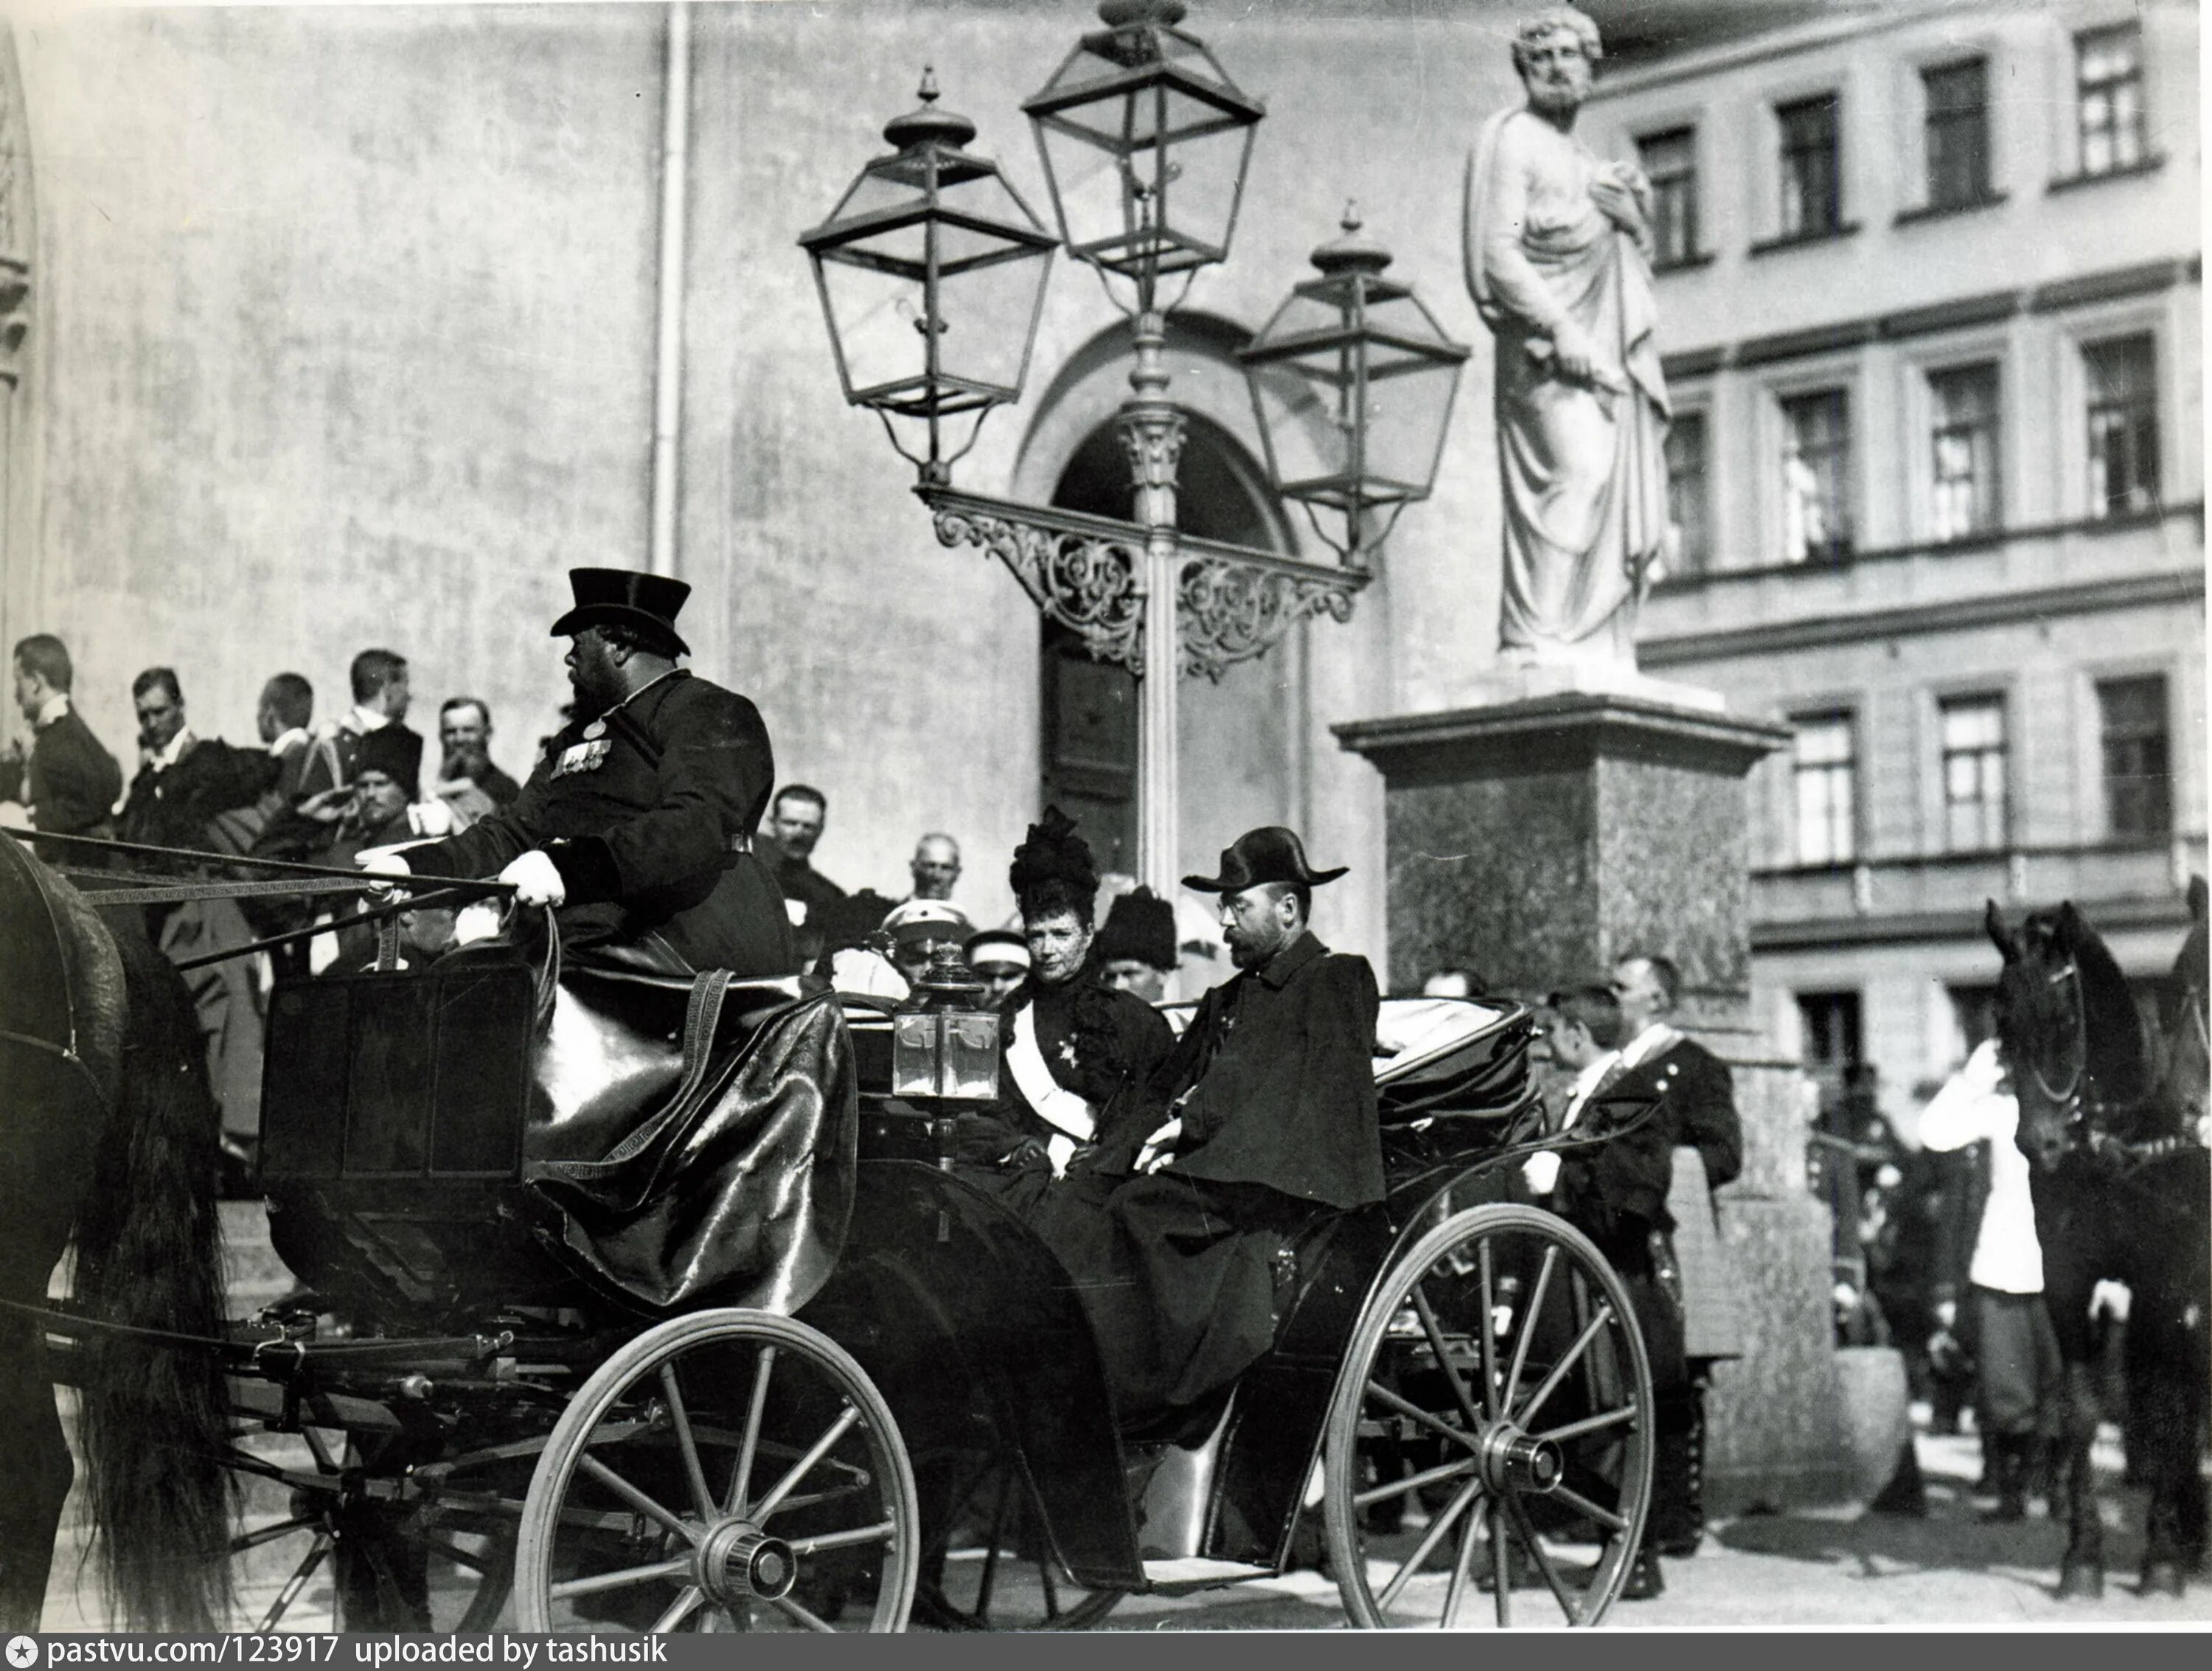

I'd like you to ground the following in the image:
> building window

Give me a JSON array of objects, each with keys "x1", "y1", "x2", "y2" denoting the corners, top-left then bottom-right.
[
  {"x1": 2084, "y1": 335, "x2": 2160, "y2": 516},
  {"x1": 1793, "y1": 711, "x2": 1857, "y2": 865},
  {"x1": 2076, "y1": 24, "x2": 2147, "y2": 177},
  {"x1": 1923, "y1": 58, "x2": 1992, "y2": 209},
  {"x1": 1665, "y1": 410, "x2": 1709, "y2": 574},
  {"x1": 1939, "y1": 694, "x2": 2007, "y2": 852},
  {"x1": 1777, "y1": 94, "x2": 1843, "y2": 237},
  {"x1": 1638, "y1": 127, "x2": 1700, "y2": 268},
  {"x1": 2097, "y1": 675, "x2": 2170, "y2": 841},
  {"x1": 1781, "y1": 388, "x2": 1851, "y2": 562},
  {"x1": 1929, "y1": 363, "x2": 2001, "y2": 540}
]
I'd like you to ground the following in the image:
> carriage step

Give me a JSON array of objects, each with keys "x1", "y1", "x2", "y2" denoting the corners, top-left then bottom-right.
[{"x1": 1141, "y1": 1557, "x2": 1273, "y2": 1591}]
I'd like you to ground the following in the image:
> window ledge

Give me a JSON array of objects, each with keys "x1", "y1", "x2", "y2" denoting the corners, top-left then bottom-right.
[
  {"x1": 1652, "y1": 250, "x2": 1717, "y2": 275},
  {"x1": 1749, "y1": 223, "x2": 1861, "y2": 257},
  {"x1": 2048, "y1": 154, "x2": 2166, "y2": 192},
  {"x1": 1894, "y1": 191, "x2": 2008, "y2": 226}
]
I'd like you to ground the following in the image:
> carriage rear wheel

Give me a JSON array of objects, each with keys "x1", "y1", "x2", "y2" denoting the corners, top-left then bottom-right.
[
  {"x1": 1324, "y1": 1204, "x2": 1654, "y2": 1628},
  {"x1": 911, "y1": 1448, "x2": 1123, "y2": 1631},
  {"x1": 514, "y1": 1310, "x2": 919, "y2": 1633}
]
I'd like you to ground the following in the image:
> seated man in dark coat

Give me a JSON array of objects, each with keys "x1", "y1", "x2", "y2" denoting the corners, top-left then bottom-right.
[
  {"x1": 364, "y1": 569, "x2": 796, "y2": 979},
  {"x1": 1034, "y1": 827, "x2": 1382, "y2": 1431}
]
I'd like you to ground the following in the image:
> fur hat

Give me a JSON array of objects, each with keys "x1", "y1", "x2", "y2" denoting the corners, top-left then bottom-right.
[
  {"x1": 1095, "y1": 886, "x2": 1177, "y2": 971},
  {"x1": 1009, "y1": 805, "x2": 1099, "y2": 921},
  {"x1": 352, "y1": 724, "x2": 422, "y2": 796}
]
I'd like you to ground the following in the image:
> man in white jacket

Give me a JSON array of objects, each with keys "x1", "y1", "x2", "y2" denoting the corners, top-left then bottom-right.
[{"x1": 1919, "y1": 1037, "x2": 2063, "y2": 1521}]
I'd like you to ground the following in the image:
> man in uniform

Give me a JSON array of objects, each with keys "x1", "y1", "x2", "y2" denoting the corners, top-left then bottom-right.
[
  {"x1": 364, "y1": 568, "x2": 795, "y2": 979},
  {"x1": 1036, "y1": 827, "x2": 1381, "y2": 1432},
  {"x1": 2, "y1": 633, "x2": 123, "y2": 847}
]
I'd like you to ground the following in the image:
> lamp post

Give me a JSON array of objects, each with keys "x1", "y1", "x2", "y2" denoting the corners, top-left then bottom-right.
[{"x1": 801, "y1": 1, "x2": 1466, "y2": 897}]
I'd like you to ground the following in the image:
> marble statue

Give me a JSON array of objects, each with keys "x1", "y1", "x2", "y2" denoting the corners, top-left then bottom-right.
[{"x1": 1464, "y1": 5, "x2": 1672, "y2": 672}]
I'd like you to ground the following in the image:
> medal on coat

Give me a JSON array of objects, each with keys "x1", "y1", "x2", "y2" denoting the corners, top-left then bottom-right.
[
  {"x1": 552, "y1": 737, "x2": 611, "y2": 778},
  {"x1": 581, "y1": 719, "x2": 606, "y2": 740}
]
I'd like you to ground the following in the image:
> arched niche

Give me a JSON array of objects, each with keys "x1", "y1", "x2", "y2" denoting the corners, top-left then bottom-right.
[{"x1": 1018, "y1": 314, "x2": 1307, "y2": 881}]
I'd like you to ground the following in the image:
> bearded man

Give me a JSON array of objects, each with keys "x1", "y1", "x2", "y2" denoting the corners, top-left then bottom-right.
[{"x1": 364, "y1": 568, "x2": 795, "y2": 978}]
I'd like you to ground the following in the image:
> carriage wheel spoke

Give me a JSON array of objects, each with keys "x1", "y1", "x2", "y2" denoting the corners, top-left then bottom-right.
[
  {"x1": 1490, "y1": 1499, "x2": 1512, "y2": 1628},
  {"x1": 1504, "y1": 1493, "x2": 1580, "y2": 1624},
  {"x1": 1364, "y1": 1380, "x2": 1481, "y2": 1453},
  {"x1": 725, "y1": 1344, "x2": 777, "y2": 1517},
  {"x1": 649, "y1": 1586, "x2": 705, "y2": 1633},
  {"x1": 415, "y1": 1532, "x2": 501, "y2": 1574},
  {"x1": 787, "y1": 1520, "x2": 896, "y2": 1556},
  {"x1": 1376, "y1": 1476, "x2": 1482, "y2": 1613},
  {"x1": 1039, "y1": 1548, "x2": 1062, "y2": 1620},
  {"x1": 1500, "y1": 1245, "x2": 1558, "y2": 1419},
  {"x1": 232, "y1": 1514, "x2": 319, "y2": 1553},
  {"x1": 257, "y1": 1533, "x2": 332, "y2": 1630},
  {"x1": 1475, "y1": 1236, "x2": 1501, "y2": 1420},
  {"x1": 975, "y1": 1465, "x2": 1014, "y2": 1619},
  {"x1": 302, "y1": 1427, "x2": 340, "y2": 1475},
  {"x1": 1534, "y1": 1402, "x2": 1639, "y2": 1446},
  {"x1": 1514, "y1": 1303, "x2": 1614, "y2": 1431},
  {"x1": 1441, "y1": 1496, "x2": 1482, "y2": 1629},
  {"x1": 1411, "y1": 1283, "x2": 1483, "y2": 1434},
  {"x1": 658, "y1": 1362, "x2": 717, "y2": 1523},
  {"x1": 1353, "y1": 1453, "x2": 1481, "y2": 1510},
  {"x1": 1546, "y1": 1482, "x2": 1628, "y2": 1535},
  {"x1": 770, "y1": 1593, "x2": 838, "y2": 1633},
  {"x1": 577, "y1": 1453, "x2": 699, "y2": 1545},
  {"x1": 549, "y1": 1554, "x2": 694, "y2": 1601},
  {"x1": 752, "y1": 1405, "x2": 861, "y2": 1522}
]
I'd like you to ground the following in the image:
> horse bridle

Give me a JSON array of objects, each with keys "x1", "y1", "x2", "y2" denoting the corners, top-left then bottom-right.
[
  {"x1": 2026, "y1": 959, "x2": 2090, "y2": 1119},
  {"x1": 2031, "y1": 956, "x2": 2211, "y2": 1168}
]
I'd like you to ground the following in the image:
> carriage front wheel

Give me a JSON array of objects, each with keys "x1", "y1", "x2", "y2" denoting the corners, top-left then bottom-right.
[
  {"x1": 1324, "y1": 1204, "x2": 1654, "y2": 1628},
  {"x1": 514, "y1": 1310, "x2": 919, "y2": 1633}
]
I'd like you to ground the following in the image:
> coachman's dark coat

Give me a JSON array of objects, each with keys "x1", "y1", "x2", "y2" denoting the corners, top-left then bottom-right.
[
  {"x1": 0, "y1": 708, "x2": 124, "y2": 841},
  {"x1": 406, "y1": 671, "x2": 795, "y2": 978}
]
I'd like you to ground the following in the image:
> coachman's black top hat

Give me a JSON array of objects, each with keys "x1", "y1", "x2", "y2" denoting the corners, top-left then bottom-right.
[
  {"x1": 1183, "y1": 825, "x2": 1349, "y2": 894},
  {"x1": 550, "y1": 568, "x2": 693, "y2": 657}
]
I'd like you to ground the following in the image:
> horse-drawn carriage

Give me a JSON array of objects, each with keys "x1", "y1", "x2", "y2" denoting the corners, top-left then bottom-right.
[{"x1": 8, "y1": 827, "x2": 1661, "y2": 1632}]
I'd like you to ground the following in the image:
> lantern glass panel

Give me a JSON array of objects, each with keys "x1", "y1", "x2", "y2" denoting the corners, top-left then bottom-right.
[
  {"x1": 816, "y1": 251, "x2": 930, "y2": 408},
  {"x1": 891, "y1": 1012, "x2": 942, "y2": 1098},
  {"x1": 941, "y1": 1012, "x2": 1002, "y2": 1099},
  {"x1": 1034, "y1": 112, "x2": 1253, "y2": 274},
  {"x1": 1359, "y1": 350, "x2": 1461, "y2": 500},
  {"x1": 1245, "y1": 356, "x2": 1353, "y2": 501}
]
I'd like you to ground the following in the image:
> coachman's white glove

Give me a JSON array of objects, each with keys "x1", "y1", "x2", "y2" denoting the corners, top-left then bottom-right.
[
  {"x1": 356, "y1": 847, "x2": 413, "y2": 900},
  {"x1": 499, "y1": 849, "x2": 567, "y2": 909}
]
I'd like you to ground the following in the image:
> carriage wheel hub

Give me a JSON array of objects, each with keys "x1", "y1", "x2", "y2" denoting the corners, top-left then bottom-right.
[
  {"x1": 698, "y1": 1521, "x2": 796, "y2": 1605},
  {"x1": 1477, "y1": 1423, "x2": 1562, "y2": 1494}
]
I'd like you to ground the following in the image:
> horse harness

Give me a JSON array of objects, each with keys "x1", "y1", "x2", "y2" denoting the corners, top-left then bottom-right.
[{"x1": 2033, "y1": 957, "x2": 2208, "y2": 1173}]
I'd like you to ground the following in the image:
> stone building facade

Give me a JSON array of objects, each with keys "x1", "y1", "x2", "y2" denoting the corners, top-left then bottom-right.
[{"x1": 1585, "y1": 1, "x2": 2205, "y2": 1133}]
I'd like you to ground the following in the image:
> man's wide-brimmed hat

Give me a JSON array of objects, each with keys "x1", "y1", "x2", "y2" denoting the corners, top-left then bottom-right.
[
  {"x1": 550, "y1": 567, "x2": 693, "y2": 657},
  {"x1": 1183, "y1": 826, "x2": 1348, "y2": 894}
]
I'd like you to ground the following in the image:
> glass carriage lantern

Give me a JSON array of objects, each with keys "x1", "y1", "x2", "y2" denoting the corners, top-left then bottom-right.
[
  {"x1": 892, "y1": 944, "x2": 1003, "y2": 1106},
  {"x1": 1237, "y1": 206, "x2": 1471, "y2": 566},
  {"x1": 1022, "y1": 0, "x2": 1265, "y2": 311},
  {"x1": 799, "y1": 70, "x2": 1060, "y2": 486}
]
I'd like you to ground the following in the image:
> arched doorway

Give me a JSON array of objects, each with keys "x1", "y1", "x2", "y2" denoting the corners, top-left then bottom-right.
[{"x1": 1039, "y1": 410, "x2": 1295, "y2": 877}]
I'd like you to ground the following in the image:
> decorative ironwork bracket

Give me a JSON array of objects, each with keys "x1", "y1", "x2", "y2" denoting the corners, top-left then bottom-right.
[{"x1": 920, "y1": 487, "x2": 1370, "y2": 682}]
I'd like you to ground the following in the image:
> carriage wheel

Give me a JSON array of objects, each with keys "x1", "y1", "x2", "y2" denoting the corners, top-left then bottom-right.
[
  {"x1": 1324, "y1": 1205, "x2": 1653, "y2": 1628},
  {"x1": 514, "y1": 1310, "x2": 919, "y2": 1633},
  {"x1": 911, "y1": 1449, "x2": 1122, "y2": 1631},
  {"x1": 223, "y1": 1426, "x2": 513, "y2": 1631}
]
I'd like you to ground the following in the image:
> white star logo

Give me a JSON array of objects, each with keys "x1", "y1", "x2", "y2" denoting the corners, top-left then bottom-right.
[{"x1": 8, "y1": 1636, "x2": 41, "y2": 1669}]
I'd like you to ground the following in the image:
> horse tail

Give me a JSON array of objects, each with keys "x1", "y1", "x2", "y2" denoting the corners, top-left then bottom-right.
[{"x1": 70, "y1": 924, "x2": 233, "y2": 1630}]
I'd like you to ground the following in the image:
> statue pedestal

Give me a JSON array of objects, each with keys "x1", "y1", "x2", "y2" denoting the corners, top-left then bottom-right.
[{"x1": 1336, "y1": 691, "x2": 1857, "y2": 1512}]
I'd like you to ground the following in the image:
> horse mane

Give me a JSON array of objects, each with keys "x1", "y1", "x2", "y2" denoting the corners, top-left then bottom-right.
[{"x1": 2053, "y1": 902, "x2": 2152, "y2": 1108}]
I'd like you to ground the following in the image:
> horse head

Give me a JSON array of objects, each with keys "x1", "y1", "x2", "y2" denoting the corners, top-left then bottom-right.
[{"x1": 1987, "y1": 897, "x2": 2153, "y2": 1173}]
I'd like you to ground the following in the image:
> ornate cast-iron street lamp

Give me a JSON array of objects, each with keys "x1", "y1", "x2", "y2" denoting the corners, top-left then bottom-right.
[
  {"x1": 1239, "y1": 206, "x2": 1470, "y2": 566},
  {"x1": 801, "y1": 1, "x2": 1461, "y2": 897},
  {"x1": 799, "y1": 72, "x2": 1058, "y2": 484}
]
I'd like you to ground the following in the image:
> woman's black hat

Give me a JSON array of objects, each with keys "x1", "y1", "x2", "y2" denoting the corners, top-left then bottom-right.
[
  {"x1": 1183, "y1": 825, "x2": 1348, "y2": 894},
  {"x1": 550, "y1": 567, "x2": 692, "y2": 657}
]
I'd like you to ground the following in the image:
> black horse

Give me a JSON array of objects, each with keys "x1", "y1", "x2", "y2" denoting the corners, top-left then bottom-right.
[
  {"x1": 0, "y1": 830, "x2": 232, "y2": 1628},
  {"x1": 1986, "y1": 883, "x2": 2210, "y2": 1599}
]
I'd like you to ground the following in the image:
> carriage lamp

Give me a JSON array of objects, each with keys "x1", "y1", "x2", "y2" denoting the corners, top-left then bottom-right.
[
  {"x1": 799, "y1": 69, "x2": 1059, "y2": 485},
  {"x1": 1238, "y1": 206, "x2": 1470, "y2": 566},
  {"x1": 1022, "y1": 0, "x2": 1264, "y2": 312},
  {"x1": 891, "y1": 944, "x2": 1003, "y2": 1103}
]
